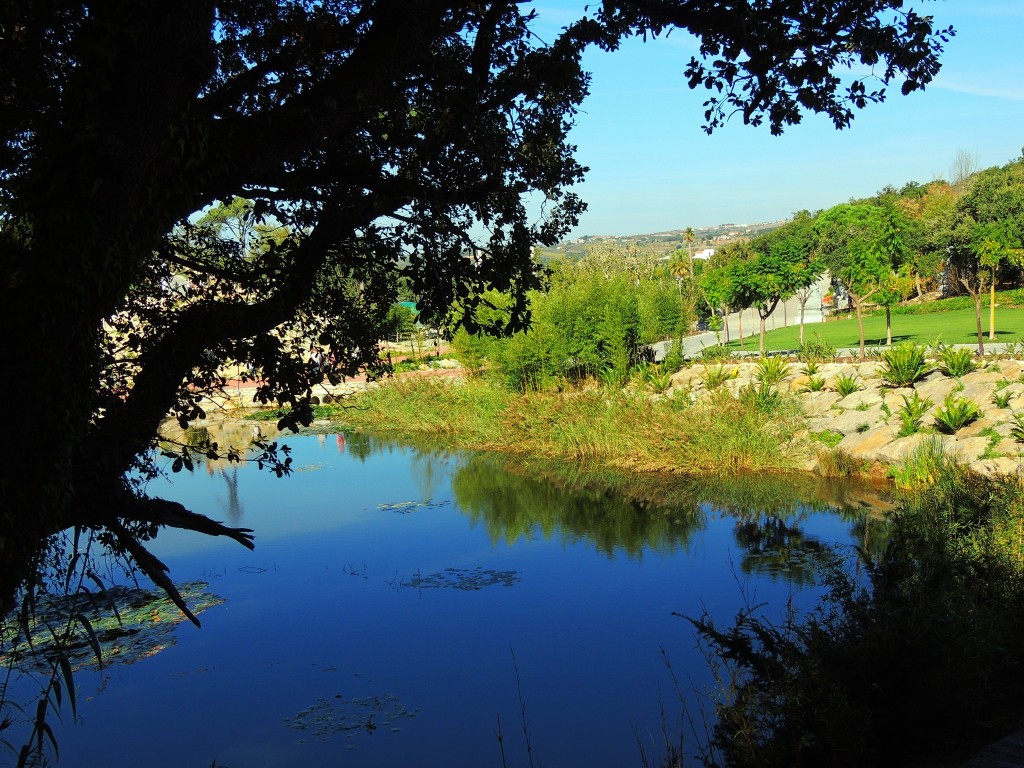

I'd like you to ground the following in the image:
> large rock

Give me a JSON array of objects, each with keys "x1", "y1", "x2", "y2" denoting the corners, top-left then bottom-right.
[
  {"x1": 969, "y1": 456, "x2": 1024, "y2": 479},
  {"x1": 799, "y1": 391, "x2": 842, "y2": 416},
  {"x1": 875, "y1": 433, "x2": 937, "y2": 465},
  {"x1": 837, "y1": 424, "x2": 900, "y2": 462},
  {"x1": 946, "y1": 436, "x2": 992, "y2": 463},
  {"x1": 828, "y1": 406, "x2": 887, "y2": 435},
  {"x1": 837, "y1": 389, "x2": 884, "y2": 409},
  {"x1": 915, "y1": 375, "x2": 958, "y2": 404}
]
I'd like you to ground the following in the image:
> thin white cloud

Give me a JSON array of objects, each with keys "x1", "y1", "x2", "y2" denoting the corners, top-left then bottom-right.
[{"x1": 933, "y1": 77, "x2": 1024, "y2": 101}]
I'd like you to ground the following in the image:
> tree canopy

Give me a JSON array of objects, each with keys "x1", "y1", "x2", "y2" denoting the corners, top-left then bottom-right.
[{"x1": 0, "y1": 1, "x2": 954, "y2": 613}]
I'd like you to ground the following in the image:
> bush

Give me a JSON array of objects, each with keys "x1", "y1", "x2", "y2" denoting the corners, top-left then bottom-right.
[
  {"x1": 896, "y1": 392, "x2": 933, "y2": 437},
  {"x1": 880, "y1": 342, "x2": 931, "y2": 387},
  {"x1": 832, "y1": 372, "x2": 860, "y2": 397},
  {"x1": 933, "y1": 394, "x2": 982, "y2": 434},
  {"x1": 941, "y1": 347, "x2": 979, "y2": 378},
  {"x1": 754, "y1": 356, "x2": 791, "y2": 387},
  {"x1": 688, "y1": 465, "x2": 1024, "y2": 768},
  {"x1": 798, "y1": 334, "x2": 836, "y2": 362}
]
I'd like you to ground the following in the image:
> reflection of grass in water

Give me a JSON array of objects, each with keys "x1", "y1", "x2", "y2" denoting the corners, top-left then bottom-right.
[{"x1": 452, "y1": 451, "x2": 891, "y2": 561}]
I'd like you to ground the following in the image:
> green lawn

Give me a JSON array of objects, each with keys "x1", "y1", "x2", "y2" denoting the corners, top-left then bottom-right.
[{"x1": 725, "y1": 307, "x2": 1024, "y2": 352}]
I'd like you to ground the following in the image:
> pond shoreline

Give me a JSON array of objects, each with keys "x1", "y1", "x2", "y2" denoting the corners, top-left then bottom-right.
[{"x1": 176, "y1": 354, "x2": 1024, "y2": 489}]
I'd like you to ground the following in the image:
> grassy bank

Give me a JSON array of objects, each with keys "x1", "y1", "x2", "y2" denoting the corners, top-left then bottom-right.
[{"x1": 324, "y1": 377, "x2": 809, "y2": 475}]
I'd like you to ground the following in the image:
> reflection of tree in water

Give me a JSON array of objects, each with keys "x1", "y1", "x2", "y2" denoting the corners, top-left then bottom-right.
[
  {"x1": 453, "y1": 455, "x2": 705, "y2": 558},
  {"x1": 699, "y1": 474, "x2": 894, "y2": 585},
  {"x1": 732, "y1": 515, "x2": 824, "y2": 586},
  {"x1": 220, "y1": 466, "x2": 243, "y2": 525},
  {"x1": 452, "y1": 453, "x2": 891, "y2": 572}
]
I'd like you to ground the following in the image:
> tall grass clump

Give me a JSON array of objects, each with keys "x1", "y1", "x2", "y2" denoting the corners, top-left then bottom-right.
[
  {"x1": 688, "y1": 463, "x2": 1024, "y2": 768},
  {"x1": 337, "y1": 377, "x2": 512, "y2": 444},
  {"x1": 888, "y1": 437, "x2": 948, "y2": 490},
  {"x1": 880, "y1": 342, "x2": 930, "y2": 387},
  {"x1": 339, "y1": 377, "x2": 805, "y2": 475}
]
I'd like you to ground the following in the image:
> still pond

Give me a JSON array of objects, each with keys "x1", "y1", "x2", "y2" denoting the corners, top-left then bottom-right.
[{"x1": 8, "y1": 430, "x2": 888, "y2": 767}]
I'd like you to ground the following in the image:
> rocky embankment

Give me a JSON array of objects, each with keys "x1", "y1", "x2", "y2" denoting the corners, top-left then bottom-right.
[{"x1": 669, "y1": 358, "x2": 1024, "y2": 480}]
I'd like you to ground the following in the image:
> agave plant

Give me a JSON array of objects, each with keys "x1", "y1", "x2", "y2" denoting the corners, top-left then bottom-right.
[
  {"x1": 1010, "y1": 412, "x2": 1024, "y2": 443},
  {"x1": 880, "y1": 342, "x2": 931, "y2": 387},
  {"x1": 993, "y1": 390, "x2": 1012, "y2": 409}
]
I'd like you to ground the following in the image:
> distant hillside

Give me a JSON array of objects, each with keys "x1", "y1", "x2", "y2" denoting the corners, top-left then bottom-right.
[{"x1": 536, "y1": 220, "x2": 786, "y2": 260}]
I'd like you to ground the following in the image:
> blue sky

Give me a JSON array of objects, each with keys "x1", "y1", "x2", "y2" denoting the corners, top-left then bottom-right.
[{"x1": 531, "y1": 2, "x2": 1024, "y2": 238}]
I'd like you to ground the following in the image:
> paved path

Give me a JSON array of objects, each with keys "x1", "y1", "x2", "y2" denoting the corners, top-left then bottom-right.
[{"x1": 652, "y1": 277, "x2": 829, "y2": 360}]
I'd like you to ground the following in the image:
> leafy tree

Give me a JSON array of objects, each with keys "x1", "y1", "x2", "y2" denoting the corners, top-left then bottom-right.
[
  {"x1": 816, "y1": 203, "x2": 896, "y2": 358},
  {"x1": 385, "y1": 303, "x2": 418, "y2": 342},
  {"x1": 0, "y1": 1, "x2": 953, "y2": 617},
  {"x1": 733, "y1": 213, "x2": 821, "y2": 355},
  {"x1": 698, "y1": 255, "x2": 737, "y2": 345},
  {"x1": 951, "y1": 159, "x2": 1024, "y2": 348}
]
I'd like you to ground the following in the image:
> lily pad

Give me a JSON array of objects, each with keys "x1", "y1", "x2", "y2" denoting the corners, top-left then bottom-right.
[
  {"x1": 285, "y1": 691, "x2": 419, "y2": 742},
  {"x1": 376, "y1": 499, "x2": 451, "y2": 514},
  {"x1": 403, "y1": 566, "x2": 521, "y2": 591},
  {"x1": 1, "y1": 581, "x2": 223, "y2": 672}
]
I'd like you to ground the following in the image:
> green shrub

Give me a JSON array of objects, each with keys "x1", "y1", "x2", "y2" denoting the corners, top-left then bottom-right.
[
  {"x1": 880, "y1": 342, "x2": 931, "y2": 387},
  {"x1": 832, "y1": 373, "x2": 860, "y2": 397},
  {"x1": 802, "y1": 360, "x2": 820, "y2": 376},
  {"x1": 933, "y1": 394, "x2": 982, "y2": 434},
  {"x1": 689, "y1": 463, "x2": 1024, "y2": 768},
  {"x1": 897, "y1": 392, "x2": 933, "y2": 437},
  {"x1": 701, "y1": 364, "x2": 734, "y2": 390},
  {"x1": 802, "y1": 375, "x2": 826, "y2": 392},
  {"x1": 799, "y1": 334, "x2": 836, "y2": 362},
  {"x1": 941, "y1": 347, "x2": 979, "y2": 378},
  {"x1": 810, "y1": 429, "x2": 844, "y2": 448},
  {"x1": 700, "y1": 343, "x2": 732, "y2": 362},
  {"x1": 993, "y1": 390, "x2": 1012, "y2": 409},
  {"x1": 754, "y1": 356, "x2": 791, "y2": 387},
  {"x1": 1010, "y1": 412, "x2": 1024, "y2": 444}
]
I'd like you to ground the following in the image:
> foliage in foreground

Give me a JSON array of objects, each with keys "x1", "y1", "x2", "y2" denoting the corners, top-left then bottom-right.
[{"x1": 688, "y1": 464, "x2": 1024, "y2": 768}]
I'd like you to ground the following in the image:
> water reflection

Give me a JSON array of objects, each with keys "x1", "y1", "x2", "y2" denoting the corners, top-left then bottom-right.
[
  {"x1": 450, "y1": 452, "x2": 891, "y2": 579},
  {"x1": 2, "y1": 429, "x2": 896, "y2": 767}
]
